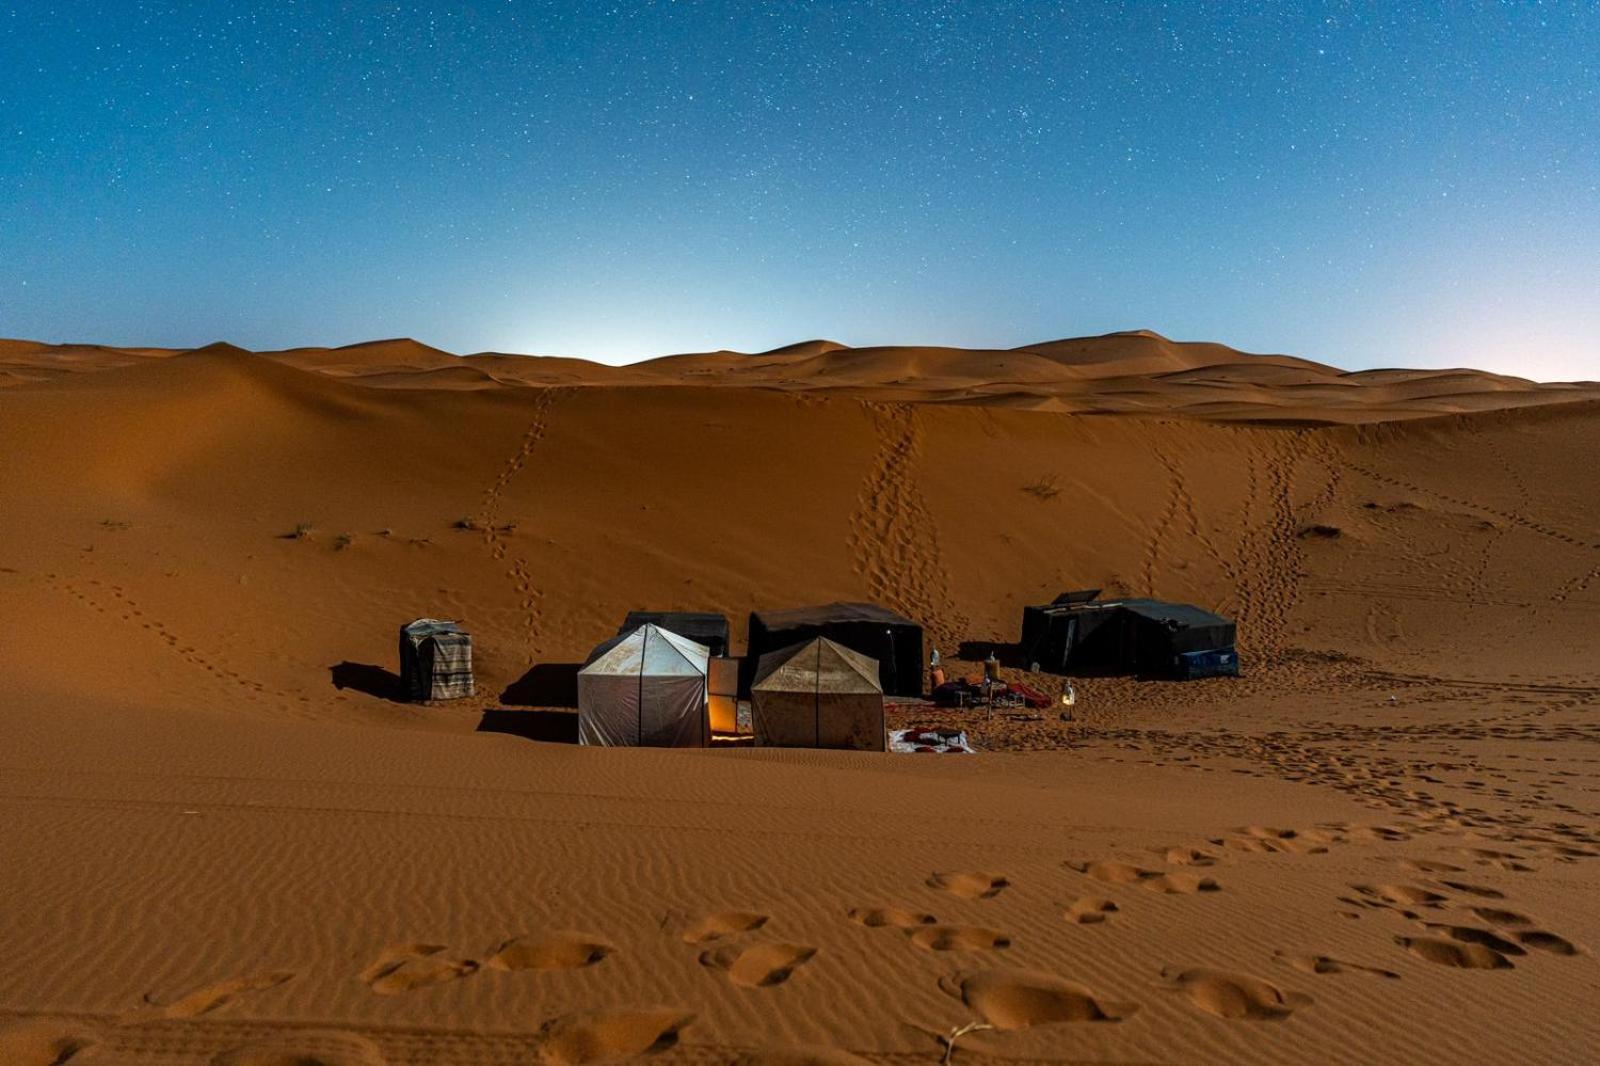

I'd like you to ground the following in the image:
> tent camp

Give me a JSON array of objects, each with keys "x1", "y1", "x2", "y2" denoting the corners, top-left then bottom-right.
[
  {"x1": 751, "y1": 637, "x2": 886, "y2": 751},
  {"x1": 578, "y1": 624, "x2": 711, "y2": 747},
  {"x1": 398, "y1": 618, "x2": 474, "y2": 701},
  {"x1": 618, "y1": 611, "x2": 730, "y2": 657},
  {"x1": 1019, "y1": 592, "x2": 1237, "y2": 679},
  {"x1": 746, "y1": 602, "x2": 923, "y2": 697}
]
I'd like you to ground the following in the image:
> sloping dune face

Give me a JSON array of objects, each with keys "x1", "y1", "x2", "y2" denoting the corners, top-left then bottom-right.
[{"x1": 0, "y1": 342, "x2": 1598, "y2": 1065}]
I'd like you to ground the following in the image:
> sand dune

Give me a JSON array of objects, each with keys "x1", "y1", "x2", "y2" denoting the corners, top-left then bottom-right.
[
  {"x1": 5, "y1": 330, "x2": 1596, "y2": 422},
  {"x1": 0, "y1": 333, "x2": 1597, "y2": 1063}
]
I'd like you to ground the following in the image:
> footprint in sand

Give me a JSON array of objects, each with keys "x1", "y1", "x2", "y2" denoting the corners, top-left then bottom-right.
[
  {"x1": 1413, "y1": 923, "x2": 1526, "y2": 957},
  {"x1": 1396, "y1": 935, "x2": 1514, "y2": 970},
  {"x1": 0, "y1": 1021, "x2": 98, "y2": 1066},
  {"x1": 926, "y1": 872, "x2": 1009, "y2": 899},
  {"x1": 1434, "y1": 879, "x2": 1505, "y2": 899},
  {"x1": 486, "y1": 932, "x2": 613, "y2": 971},
  {"x1": 211, "y1": 1030, "x2": 387, "y2": 1066},
  {"x1": 1144, "y1": 871, "x2": 1220, "y2": 895},
  {"x1": 1065, "y1": 859, "x2": 1149, "y2": 884},
  {"x1": 1349, "y1": 883, "x2": 1448, "y2": 908},
  {"x1": 360, "y1": 944, "x2": 477, "y2": 995},
  {"x1": 681, "y1": 911, "x2": 769, "y2": 944},
  {"x1": 847, "y1": 906, "x2": 935, "y2": 929},
  {"x1": 698, "y1": 942, "x2": 817, "y2": 987},
  {"x1": 1349, "y1": 825, "x2": 1410, "y2": 843},
  {"x1": 1067, "y1": 861, "x2": 1218, "y2": 894},
  {"x1": 938, "y1": 968, "x2": 1137, "y2": 1028},
  {"x1": 535, "y1": 1008, "x2": 694, "y2": 1065},
  {"x1": 1470, "y1": 906, "x2": 1533, "y2": 927},
  {"x1": 1161, "y1": 968, "x2": 1313, "y2": 1020},
  {"x1": 149, "y1": 971, "x2": 296, "y2": 1019},
  {"x1": 1163, "y1": 846, "x2": 1219, "y2": 867},
  {"x1": 1065, "y1": 897, "x2": 1119, "y2": 925},
  {"x1": 1214, "y1": 827, "x2": 1332, "y2": 855},
  {"x1": 1516, "y1": 931, "x2": 1580, "y2": 956},
  {"x1": 1273, "y1": 951, "x2": 1399, "y2": 979},
  {"x1": 906, "y1": 925, "x2": 1011, "y2": 952}
]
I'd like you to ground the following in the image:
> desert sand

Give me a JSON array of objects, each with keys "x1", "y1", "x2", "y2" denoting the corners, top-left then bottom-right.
[{"x1": 1, "y1": 331, "x2": 1597, "y2": 1064}]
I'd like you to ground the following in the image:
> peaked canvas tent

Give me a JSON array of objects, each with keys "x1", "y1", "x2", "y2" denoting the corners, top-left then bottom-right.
[
  {"x1": 399, "y1": 618, "x2": 474, "y2": 701},
  {"x1": 578, "y1": 624, "x2": 710, "y2": 747},
  {"x1": 618, "y1": 611, "x2": 730, "y2": 657},
  {"x1": 752, "y1": 637, "x2": 885, "y2": 751},
  {"x1": 746, "y1": 602, "x2": 923, "y2": 697},
  {"x1": 1019, "y1": 591, "x2": 1236, "y2": 679}
]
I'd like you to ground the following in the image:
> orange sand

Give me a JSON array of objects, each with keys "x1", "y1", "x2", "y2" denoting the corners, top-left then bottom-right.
[{"x1": 0, "y1": 332, "x2": 1596, "y2": 1064}]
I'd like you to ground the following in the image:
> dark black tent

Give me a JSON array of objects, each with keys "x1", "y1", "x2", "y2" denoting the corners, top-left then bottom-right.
[
  {"x1": 618, "y1": 611, "x2": 730, "y2": 657},
  {"x1": 746, "y1": 602, "x2": 923, "y2": 697},
  {"x1": 1020, "y1": 592, "x2": 1236, "y2": 679}
]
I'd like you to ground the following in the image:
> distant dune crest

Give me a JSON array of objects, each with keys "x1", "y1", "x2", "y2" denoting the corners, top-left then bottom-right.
[{"x1": 2, "y1": 330, "x2": 1593, "y2": 424}]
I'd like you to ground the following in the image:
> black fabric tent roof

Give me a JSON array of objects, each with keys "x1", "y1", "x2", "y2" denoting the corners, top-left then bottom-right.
[
  {"x1": 746, "y1": 601, "x2": 923, "y2": 697},
  {"x1": 618, "y1": 611, "x2": 730, "y2": 657},
  {"x1": 1116, "y1": 599, "x2": 1232, "y2": 629},
  {"x1": 1019, "y1": 593, "x2": 1235, "y2": 678}
]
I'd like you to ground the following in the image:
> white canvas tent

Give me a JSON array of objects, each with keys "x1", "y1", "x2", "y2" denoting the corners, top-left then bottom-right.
[
  {"x1": 578, "y1": 624, "x2": 710, "y2": 747},
  {"x1": 751, "y1": 637, "x2": 886, "y2": 751}
]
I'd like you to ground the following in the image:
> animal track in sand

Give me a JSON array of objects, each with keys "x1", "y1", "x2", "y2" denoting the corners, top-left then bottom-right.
[
  {"x1": 926, "y1": 871, "x2": 1009, "y2": 899},
  {"x1": 699, "y1": 942, "x2": 817, "y2": 987},
  {"x1": 1065, "y1": 897, "x2": 1119, "y2": 924},
  {"x1": 535, "y1": 1008, "x2": 694, "y2": 1064},
  {"x1": 1396, "y1": 936, "x2": 1514, "y2": 970},
  {"x1": 1161, "y1": 968, "x2": 1313, "y2": 1020},
  {"x1": 681, "y1": 911, "x2": 769, "y2": 944},
  {"x1": 939, "y1": 968, "x2": 1137, "y2": 1028},
  {"x1": 487, "y1": 932, "x2": 613, "y2": 971},
  {"x1": 211, "y1": 1030, "x2": 387, "y2": 1066},
  {"x1": 359, "y1": 944, "x2": 478, "y2": 995},
  {"x1": 150, "y1": 971, "x2": 295, "y2": 1019},
  {"x1": 906, "y1": 925, "x2": 1012, "y2": 952},
  {"x1": 1274, "y1": 952, "x2": 1399, "y2": 979},
  {"x1": 1066, "y1": 860, "x2": 1218, "y2": 894},
  {"x1": 0, "y1": 1020, "x2": 97, "y2": 1065},
  {"x1": 847, "y1": 906, "x2": 935, "y2": 928}
]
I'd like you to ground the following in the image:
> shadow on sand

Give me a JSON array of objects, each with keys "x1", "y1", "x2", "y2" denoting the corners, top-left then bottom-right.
[
  {"x1": 478, "y1": 709, "x2": 579, "y2": 744},
  {"x1": 500, "y1": 662, "x2": 582, "y2": 708},
  {"x1": 331, "y1": 661, "x2": 404, "y2": 701}
]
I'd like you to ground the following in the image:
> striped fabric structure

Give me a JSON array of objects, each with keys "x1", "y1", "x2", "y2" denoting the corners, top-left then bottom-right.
[{"x1": 399, "y1": 618, "x2": 475, "y2": 701}]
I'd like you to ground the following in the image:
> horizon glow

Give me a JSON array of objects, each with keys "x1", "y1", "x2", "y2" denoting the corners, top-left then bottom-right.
[{"x1": 2, "y1": 3, "x2": 1597, "y2": 380}]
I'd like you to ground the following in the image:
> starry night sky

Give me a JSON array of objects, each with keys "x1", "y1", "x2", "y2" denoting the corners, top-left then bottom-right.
[{"x1": 3, "y1": 2, "x2": 1597, "y2": 377}]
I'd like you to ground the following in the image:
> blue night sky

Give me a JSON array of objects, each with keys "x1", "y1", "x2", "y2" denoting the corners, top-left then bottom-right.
[{"x1": 3, "y1": 2, "x2": 1597, "y2": 378}]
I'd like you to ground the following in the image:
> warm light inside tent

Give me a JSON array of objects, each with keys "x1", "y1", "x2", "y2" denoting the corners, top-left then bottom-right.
[{"x1": 708, "y1": 694, "x2": 737, "y2": 733}]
